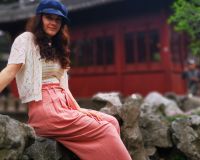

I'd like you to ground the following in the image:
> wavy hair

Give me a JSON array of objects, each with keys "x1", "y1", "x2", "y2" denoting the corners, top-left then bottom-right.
[{"x1": 26, "y1": 15, "x2": 70, "y2": 69}]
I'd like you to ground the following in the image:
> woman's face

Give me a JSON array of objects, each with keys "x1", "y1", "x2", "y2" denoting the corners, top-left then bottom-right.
[{"x1": 42, "y1": 14, "x2": 62, "y2": 37}]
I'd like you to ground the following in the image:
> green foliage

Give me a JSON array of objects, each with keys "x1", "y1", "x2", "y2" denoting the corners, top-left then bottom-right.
[
  {"x1": 170, "y1": 155, "x2": 187, "y2": 160},
  {"x1": 166, "y1": 114, "x2": 188, "y2": 122},
  {"x1": 169, "y1": 0, "x2": 200, "y2": 55},
  {"x1": 189, "y1": 110, "x2": 200, "y2": 116}
]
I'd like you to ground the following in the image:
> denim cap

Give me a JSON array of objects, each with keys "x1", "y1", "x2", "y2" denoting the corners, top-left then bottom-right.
[{"x1": 36, "y1": 0, "x2": 70, "y2": 24}]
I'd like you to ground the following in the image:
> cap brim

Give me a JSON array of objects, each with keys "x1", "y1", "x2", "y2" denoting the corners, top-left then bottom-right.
[{"x1": 38, "y1": 8, "x2": 70, "y2": 24}]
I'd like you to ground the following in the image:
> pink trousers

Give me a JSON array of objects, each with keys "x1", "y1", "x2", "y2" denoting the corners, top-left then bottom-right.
[{"x1": 28, "y1": 83, "x2": 132, "y2": 160}]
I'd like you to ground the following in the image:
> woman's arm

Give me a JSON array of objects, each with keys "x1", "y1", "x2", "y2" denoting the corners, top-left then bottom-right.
[
  {"x1": 66, "y1": 88, "x2": 102, "y2": 121},
  {"x1": 0, "y1": 64, "x2": 22, "y2": 92}
]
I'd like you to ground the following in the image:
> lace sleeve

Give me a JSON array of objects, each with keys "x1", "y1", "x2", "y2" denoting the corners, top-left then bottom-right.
[{"x1": 7, "y1": 32, "x2": 32, "y2": 65}]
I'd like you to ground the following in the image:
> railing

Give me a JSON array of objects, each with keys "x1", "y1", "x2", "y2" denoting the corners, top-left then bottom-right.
[
  {"x1": 0, "y1": 0, "x2": 38, "y2": 10},
  {"x1": 0, "y1": 0, "x2": 121, "y2": 12},
  {"x1": 0, "y1": 96, "x2": 27, "y2": 113}
]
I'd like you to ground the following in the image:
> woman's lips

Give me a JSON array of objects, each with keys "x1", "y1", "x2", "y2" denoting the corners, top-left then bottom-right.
[{"x1": 48, "y1": 28, "x2": 56, "y2": 31}]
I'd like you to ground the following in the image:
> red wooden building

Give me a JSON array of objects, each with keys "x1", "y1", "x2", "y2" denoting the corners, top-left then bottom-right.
[
  {"x1": 0, "y1": 0, "x2": 187, "y2": 98},
  {"x1": 68, "y1": 0, "x2": 187, "y2": 97}
]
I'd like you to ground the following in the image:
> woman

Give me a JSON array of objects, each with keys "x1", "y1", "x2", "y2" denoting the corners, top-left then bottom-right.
[{"x1": 0, "y1": 0, "x2": 132, "y2": 159}]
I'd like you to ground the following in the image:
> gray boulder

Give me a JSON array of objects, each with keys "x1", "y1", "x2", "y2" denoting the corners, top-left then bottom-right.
[
  {"x1": 144, "y1": 92, "x2": 183, "y2": 116},
  {"x1": 181, "y1": 96, "x2": 200, "y2": 112},
  {"x1": 120, "y1": 94, "x2": 148, "y2": 160},
  {"x1": 140, "y1": 97, "x2": 173, "y2": 157},
  {"x1": 171, "y1": 115, "x2": 200, "y2": 160},
  {"x1": 139, "y1": 114, "x2": 172, "y2": 149},
  {"x1": 0, "y1": 114, "x2": 35, "y2": 160},
  {"x1": 22, "y1": 137, "x2": 79, "y2": 160},
  {"x1": 0, "y1": 114, "x2": 79, "y2": 160},
  {"x1": 93, "y1": 92, "x2": 122, "y2": 115},
  {"x1": 92, "y1": 93, "x2": 147, "y2": 160}
]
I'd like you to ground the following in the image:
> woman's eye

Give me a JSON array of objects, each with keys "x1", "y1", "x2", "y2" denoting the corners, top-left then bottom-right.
[
  {"x1": 45, "y1": 15, "x2": 61, "y2": 22},
  {"x1": 45, "y1": 15, "x2": 52, "y2": 20},
  {"x1": 56, "y1": 18, "x2": 61, "y2": 22}
]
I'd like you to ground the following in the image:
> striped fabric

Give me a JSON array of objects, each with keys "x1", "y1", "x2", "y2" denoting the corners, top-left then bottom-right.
[{"x1": 42, "y1": 59, "x2": 64, "y2": 83}]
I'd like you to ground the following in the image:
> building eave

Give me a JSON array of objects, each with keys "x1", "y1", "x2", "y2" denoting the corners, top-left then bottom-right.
[{"x1": 0, "y1": 0, "x2": 121, "y2": 23}]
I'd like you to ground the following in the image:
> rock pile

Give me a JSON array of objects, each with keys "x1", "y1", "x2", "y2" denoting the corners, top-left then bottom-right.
[
  {"x1": 1, "y1": 91, "x2": 200, "y2": 160},
  {"x1": 93, "y1": 91, "x2": 200, "y2": 160}
]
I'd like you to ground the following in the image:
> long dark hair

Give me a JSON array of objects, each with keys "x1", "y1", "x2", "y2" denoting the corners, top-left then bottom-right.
[{"x1": 26, "y1": 15, "x2": 70, "y2": 69}]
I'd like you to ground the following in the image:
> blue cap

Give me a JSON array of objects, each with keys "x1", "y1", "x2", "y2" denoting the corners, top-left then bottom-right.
[{"x1": 36, "y1": 0, "x2": 70, "y2": 24}]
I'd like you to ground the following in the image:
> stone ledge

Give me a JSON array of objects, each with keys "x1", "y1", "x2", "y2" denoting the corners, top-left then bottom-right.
[{"x1": 0, "y1": 114, "x2": 79, "y2": 160}]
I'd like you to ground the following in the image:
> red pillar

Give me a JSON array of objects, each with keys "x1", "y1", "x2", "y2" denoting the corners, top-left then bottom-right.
[
  {"x1": 160, "y1": 12, "x2": 173, "y2": 92},
  {"x1": 115, "y1": 23, "x2": 125, "y2": 94}
]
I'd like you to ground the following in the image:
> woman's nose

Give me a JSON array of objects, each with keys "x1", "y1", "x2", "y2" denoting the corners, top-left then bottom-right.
[{"x1": 50, "y1": 19, "x2": 57, "y2": 25}]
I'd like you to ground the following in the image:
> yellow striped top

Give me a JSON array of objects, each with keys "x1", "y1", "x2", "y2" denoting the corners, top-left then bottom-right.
[{"x1": 42, "y1": 59, "x2": 64, "y2": 83}]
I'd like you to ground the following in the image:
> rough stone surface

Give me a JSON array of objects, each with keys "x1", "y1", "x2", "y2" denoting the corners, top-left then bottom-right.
[
  {"x1": 139, "y1": 114, "x2": 172, "y2": 148},
  {"x1": 93, "y1": 93, "x2": 148, "y2": 160},
  {"x1": 144, "y1": 92, "x2": 184, "y2": 116},
  {"x1": 3, "y1": 91, "x2": 200, "y2": 160},
  {"x1": 120, "y1": 94, "x2": 148, "y2": 160},
  {"x1": 181, "y1": 96, "x2": 200, "y2": 112},
  {"x1": 22, "y1": 137, "x2": 80, "y2": 160},
  {"x1": 0, "y1": 114, "x2": 79, "y2": 160},
  {"x1": 22, "y1": 137, "x2": 62, "y2": 160},
  {"x1": 171, "y1": 115, "x2": 200, "y2": 160},
  {"x1": 93, "y1": 92, "x2": 122, "y2": 115},
  {"x1": 0, "y1": 114, "x2": 35, "y2": 160}
]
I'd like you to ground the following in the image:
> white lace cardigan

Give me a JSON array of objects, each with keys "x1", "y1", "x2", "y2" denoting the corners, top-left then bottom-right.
[{"x1": 8, "y1": 32, "x2": 68, "y2": 103}]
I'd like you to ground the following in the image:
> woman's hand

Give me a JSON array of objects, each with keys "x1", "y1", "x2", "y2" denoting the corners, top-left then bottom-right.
[{"x1": 78, "y1": 108, "x2": 102, "y2": 121}]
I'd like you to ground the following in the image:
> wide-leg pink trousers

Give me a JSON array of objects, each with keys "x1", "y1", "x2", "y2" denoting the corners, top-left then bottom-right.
[{"x1": 28, "y1": 83, "x2": 132, "y2": 160}]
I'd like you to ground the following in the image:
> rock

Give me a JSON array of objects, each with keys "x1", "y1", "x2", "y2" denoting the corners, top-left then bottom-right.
[
  {"x1": 144, "y1": 92, "x2": 183, "y2": 116},
  {"x1": 0, "y1": 114, "x2": 35, "y2": 160},
  {"x1": 186, "y1": 107, "x2": 200, "y2": 115},
  {"x1": 145, "y1": 147, "x2": 156, "y2": 156},
  {"x1": 76, "y1": 98, "x2": 106, "y2": 111},
  {"x1": 93, "y1": 92, "x2": 122, "y2": 106},
  {"x1": 0, "y1": 114, "x2": 79, "y2": 160},
  {"x1": 164, "y1": 92, "x2": 185, "y2": 108},
  {"x1": 93, "y1": 93, "x2": 148, "y2": 160},
  {"x1": 93, "y1": 92, "x2": 122, "y2": 115},
  {"x1": 181, "y1": 96, "x2": 200, "y2": 112},
  {"x1": 171, "y1": 115, "x2": 200, "y2": 160},
  {"x1": 139, "y1": 114, "x2": 172, "y2": 149},
  {"x1": 22, "y1": 137, "x2": 63, "y2": 160},
  {"x1": 5, "y1": 90, "x2": 200, "y2": 160},
  {"x1": 120, "y1": 94, "x2": 148, "y2": 160},
  {"x1": 23, "y1": 137, "x2": 79, "y2": 160}
]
